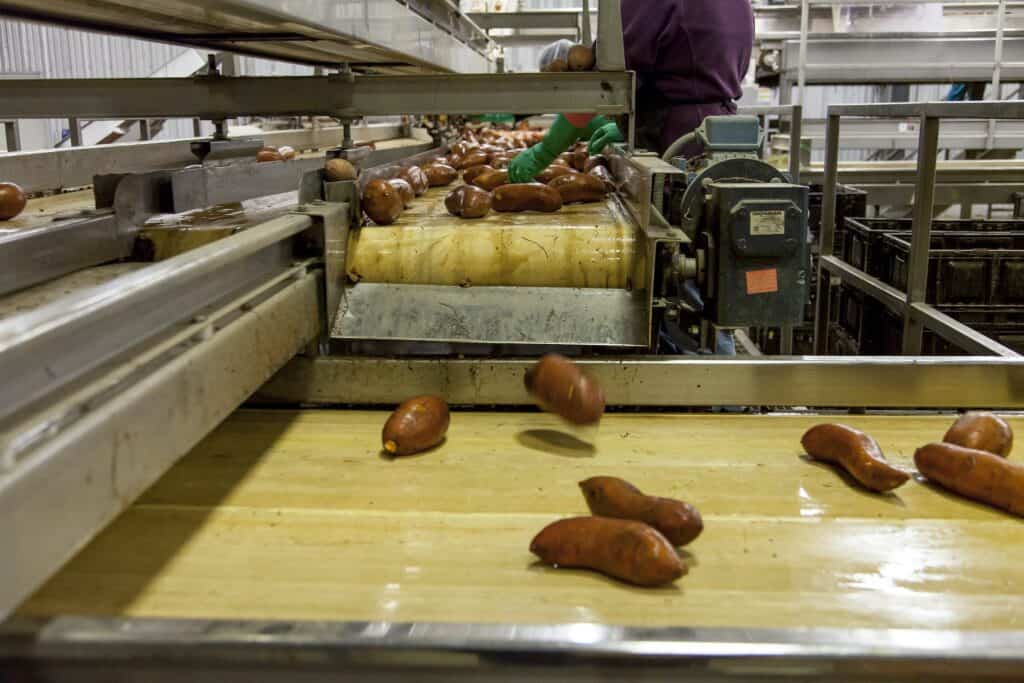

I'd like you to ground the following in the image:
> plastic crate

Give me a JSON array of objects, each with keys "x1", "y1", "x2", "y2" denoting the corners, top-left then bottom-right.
[
  {"x1": 827, "y1": 323, "x2": 861, "y2": 356},
  {"x1": 884, "y1": 232, "x2": 1024, "y2": 306},
  {"x1": 832, "y1": 282, "x2": 1024, "y2": 355},
  {"x1": 876, "y1": 307, "x2": 1024, "y2": 356},
  {"x1": 751, "y1": 325, "x2": 815, "y2": 355},
  {"x1": 844, "y1": 217, "x2": 1024, "y2": 284},
  {"x1": 834, "y1": 286, "x2": 890, "y2": 354},
  {"x1": 809, "y1": 184, "x2": 867, "y2": 258}
]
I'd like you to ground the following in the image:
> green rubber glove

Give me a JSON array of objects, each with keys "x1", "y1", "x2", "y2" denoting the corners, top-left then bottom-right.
[
  {"x1": 587, "y1": 120, "x2": 625, "y2": 156},
  {"x1": 508, "y1": 114, "x2": 584, "y2": 183},
  {"x1": 582, "y1": 115, "x2": 611, "y2": 140}
]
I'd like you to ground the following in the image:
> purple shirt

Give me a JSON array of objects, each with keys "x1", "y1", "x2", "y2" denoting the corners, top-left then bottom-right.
[
  {"x1": 623, "y1": 0, "x2": 754, "y2": 105},
  {"x1": 622, "y1": 0, "x2": 754, "y2": 155}
]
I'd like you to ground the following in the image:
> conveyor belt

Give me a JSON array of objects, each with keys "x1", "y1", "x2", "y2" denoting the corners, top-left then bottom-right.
[
  {"x1": 20, "y1": 410, "x2": 1024, "y2": 631},
  {"x1": 347, "y1": 187, "x2": 640, "y2": 289}
]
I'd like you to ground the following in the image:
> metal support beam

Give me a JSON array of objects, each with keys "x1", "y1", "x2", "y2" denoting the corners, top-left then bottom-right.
[
  {"x1": 911, "y1": 303, "x2": 1020, "y2": 357},
  {"x1": 0, "y1": 73, "x2": 634, "y2": 120},
  {"x1": 0, "y1": 265, "x2": 321, "y2": 619},
  {"x1": 1, "y1": 121, "x2": 19, "y2": 152},
  {"x1": 582, "y1": 0, "x2": 593, "y2": 44},
  {"x1": 67, "y1": 117, "x2": 82, "y2": 147},
  {"x1": 0, "y1": 124, "x2": 404, "y2": 194},
  {"x1": 255, "y1": 356, "x2": 1024, "y2": 409},
  {"x1": 168, "y1": 157, "x2": 324, "y2": 213},
  {"x1": 797, "y1": 0, "x2": 809, "y2": 106},
  {"x1": 0, "y1": 213, "x2": 126, "y2": 297},
  {"x1": 789, "y1": 104, "x2": 802, "y2": 183},
  {"x1": 0, "y1": 213, "x2": 313, "y2": 426},
  {"x1": 813, "y1": 113, "x2": 840, "y2": 354},
  {"x1": 901, "y1": 115, "x2": 942, "y2": 355},
  {"x1": 468, "y1": 10, "x2": 581, "y2": 31},
  {"x1": 596, "y1": 0, "x2": 625, "y2": 71},
  {"x1": 782, "y1": 36, "x2": 1024, "y2": 85},
  {"x1": 819, "y1": 255, "x2": 908, "y2": 316}
]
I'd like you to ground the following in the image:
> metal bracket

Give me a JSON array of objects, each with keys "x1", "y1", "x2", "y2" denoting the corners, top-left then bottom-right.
[{"x1": 292, "y1": 199, "x2": 352, "y2": 345}]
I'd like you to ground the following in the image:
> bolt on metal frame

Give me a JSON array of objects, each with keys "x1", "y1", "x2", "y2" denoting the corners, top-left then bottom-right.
[{"x1": 813, "y1": 100, "x2": 1024, "y2": 358}]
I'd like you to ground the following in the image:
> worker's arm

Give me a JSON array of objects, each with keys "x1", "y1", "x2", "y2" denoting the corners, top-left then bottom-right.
[{"x1": 508, "y1": 115, "x2": 583, "y2": 182}]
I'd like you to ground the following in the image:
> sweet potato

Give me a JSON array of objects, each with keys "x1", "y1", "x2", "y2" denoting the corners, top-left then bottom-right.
[
  {"x1": 388, "y1": 178, "x2": 415, "y2": 208},
  {"x1": 915, "y1": 442, "x2": 1024, "y2": 516},
  {"x1": 324, "y1": 158, "x2": 358, "y2": 181},
  {"x1": 579, "y1": 476, "x2": 703, "y2": 546},
  {"x1": 530, "y1": 516, "x2": 686, "y2": 587},
  {"x1": 361, "y1": 179, "x2": 403, "y2": 226},
  {"x1": 535, "y1": 165, "x2": 575, "y2": 184},
  {"x1": 423, "y1": 164, "x2": 458, "y2": 187},
  {"x1": 944, "y1": 412, "x2": 1013, "y2": 458},
  {"x1": 470, "y1": 170, "x2": 510, "y2": 192},
  {"x1": 492, "y1": 183, "x2": 563, "y2": 213},
  {"x1": 801, "y1": 423, "x2": 910, "y2": 492},
  {"x1": 524, "y1": 354, "x2": 604, "y2": 425},
  {"x1": 548, "y1": 172, "x2": 607, "y2": 204},
  {"x1": 445, "y1": 185, "x2": 492, "y2": 219},
  {"x1": 462, "y1": 164, "x2": 494, "y2": 185},
  {"x1": 381, "y1": 395, "x2": 450, "y2": 456},
  {"x1": 397, "y1": 166, "x2": 429, "y2": 196}
]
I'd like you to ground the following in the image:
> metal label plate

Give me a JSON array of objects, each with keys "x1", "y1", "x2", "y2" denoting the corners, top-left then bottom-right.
[{"x1": 750, "y1": 210, "x2": 786, "y2": 236}]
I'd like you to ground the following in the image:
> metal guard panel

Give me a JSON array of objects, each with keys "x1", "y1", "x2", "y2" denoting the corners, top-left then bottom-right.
[{"x1": 332, "y1": 283, "x2": 650, "y2": 347}]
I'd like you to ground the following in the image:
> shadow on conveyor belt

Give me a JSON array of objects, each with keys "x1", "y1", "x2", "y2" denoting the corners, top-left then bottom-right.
[
  {"x1": 798, "y1": 454, "x2": 907, "y2": 508},
  {"x1": 515, "y1": 429, "x2": 596, "y2": 458},
  {"x1": 45, "y1": 414, "x2": 298, "y2": 613}
]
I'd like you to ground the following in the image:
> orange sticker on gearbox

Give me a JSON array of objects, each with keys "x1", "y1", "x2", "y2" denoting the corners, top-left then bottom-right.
[{"x1": 746, "y1": 268, "x2": 779, "y2": 295}]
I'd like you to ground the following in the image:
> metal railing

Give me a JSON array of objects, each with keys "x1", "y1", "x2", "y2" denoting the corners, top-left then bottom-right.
[{"x1": 813, "y1": 100, "x2": 1024, "y2": 357}]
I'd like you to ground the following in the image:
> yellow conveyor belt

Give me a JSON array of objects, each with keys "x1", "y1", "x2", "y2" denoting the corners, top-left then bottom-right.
[{"x1": 19, "y1": 410, "x2": 1024, "y2": 632}]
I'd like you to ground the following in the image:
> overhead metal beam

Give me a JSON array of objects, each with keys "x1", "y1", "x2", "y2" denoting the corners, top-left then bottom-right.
[
  {"x1": 782, "y1": 37, "x2": 1024, "y2": 84},
  {"x1": 0, "y1": 73, "x2": 634, "y2": 120},
  {"x1": 469, "y1": 10, "x2": 583, "y2": 30},
  {"x1": 829, "y1": 100, "x2": 1024, "y2": 119},
  {"x1": 0, "y1": 0, "x2": 493, "y2": 72},
  {"x1": 775, "y1": 118, "x2": 1024, "y2": 151}
]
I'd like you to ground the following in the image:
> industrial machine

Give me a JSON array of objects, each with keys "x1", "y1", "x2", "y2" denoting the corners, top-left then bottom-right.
[
  {"x1": 3, "y1": 2, "x2": 1024, "y2": 681},
  {"x1": 667, "y1": 116, "x2": 809, "y2": 330}
]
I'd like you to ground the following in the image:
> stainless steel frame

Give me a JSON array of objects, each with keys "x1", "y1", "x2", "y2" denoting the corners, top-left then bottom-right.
[
  {"x1": 0, "y1": 0, "x2": 495, "y2": 73},
  {"x1": 0, "y1": 72, "x2": 635, "y2": 120},
  {"x1": 813, "y1": 100, "x2": 1024, "y2": 357},
  {"x1": 776, "y1": 117, "x2": 1024, "y2": 152},
  {"x1": 0, "y1": 123, "x2": 406, "y2": 195},
  {"x1": 255, "y1": 355, "x2": 1024, "y2": 409},
  {"x1": 0, "y1": 156, "x2": 326, "y2": 296},
  {"x1": 4, "y1": 616, "x2": 1024, "y2": 681},
  {"x1": 0, "y1": 197, "x2": 348, "y2": 617}
]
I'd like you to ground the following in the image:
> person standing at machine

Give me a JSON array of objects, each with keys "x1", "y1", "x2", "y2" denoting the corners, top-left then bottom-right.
[{"x1": 508, "y1": 0, "x2": 755, "y2": 182}]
